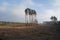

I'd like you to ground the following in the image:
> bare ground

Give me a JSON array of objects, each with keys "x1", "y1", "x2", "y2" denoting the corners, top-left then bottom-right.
[{"x1": 0, "y1": 25, "x2": 58, "y2": 40}]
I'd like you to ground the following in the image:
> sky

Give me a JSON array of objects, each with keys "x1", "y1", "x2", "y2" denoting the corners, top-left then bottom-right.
[{"x1": 0, "y1": 0, "x2": 60, "y2": 23}]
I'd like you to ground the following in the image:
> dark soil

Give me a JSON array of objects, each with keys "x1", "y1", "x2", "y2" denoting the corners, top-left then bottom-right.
[{"x1": 0, "y1": 25, "x2": 59, "y2": 40}]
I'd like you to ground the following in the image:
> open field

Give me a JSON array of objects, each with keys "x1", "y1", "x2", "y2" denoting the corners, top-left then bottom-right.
[{"x1": 0, "y1": 24, "x2": 58, "y2": 40}]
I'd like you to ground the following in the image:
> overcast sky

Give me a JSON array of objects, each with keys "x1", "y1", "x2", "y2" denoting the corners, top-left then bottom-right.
[{"x1": 0, "y1": 0, "x2": 60, "y2": 23}]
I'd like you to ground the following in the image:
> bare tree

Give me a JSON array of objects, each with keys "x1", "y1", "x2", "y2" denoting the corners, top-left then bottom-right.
[
  {"x1": 25, "y1": 8, "x2": 30, "y2": 23},
  {"x1": 25, "y1": 8, "x2": 37, "y2": 24}
]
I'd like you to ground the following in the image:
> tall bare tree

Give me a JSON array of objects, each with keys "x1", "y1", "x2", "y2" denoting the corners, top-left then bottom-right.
[
  {"x1": 25, "y1": 8, "x2": 37, "y2": 24},
  {"x1": 31, "y1": 10, "x2": 37, "y2": 23},
  {"x1": 25, "y1": 8, "x2": 30, "y2": 23}
]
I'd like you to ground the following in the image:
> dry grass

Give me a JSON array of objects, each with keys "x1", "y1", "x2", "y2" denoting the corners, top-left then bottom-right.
[{"x1": 0, "y1": 24, "x2": 56, "y2": 40}]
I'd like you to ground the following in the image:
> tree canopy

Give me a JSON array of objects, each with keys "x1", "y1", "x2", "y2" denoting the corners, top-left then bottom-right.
[{"x1": 50, "y1": 16, "x2": 57, "y2": 21}]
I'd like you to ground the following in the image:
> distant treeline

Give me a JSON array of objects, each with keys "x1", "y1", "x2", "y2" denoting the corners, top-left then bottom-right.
[
  {"x1": 0, "y1": 21, "x2": 38, "y2": 26},
  {"x1": 0, "y1": 21, "x2": 25, "y2": 24},
  {"x1": 0, "y1": 21, "x2": 25, "y2": 26}
]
